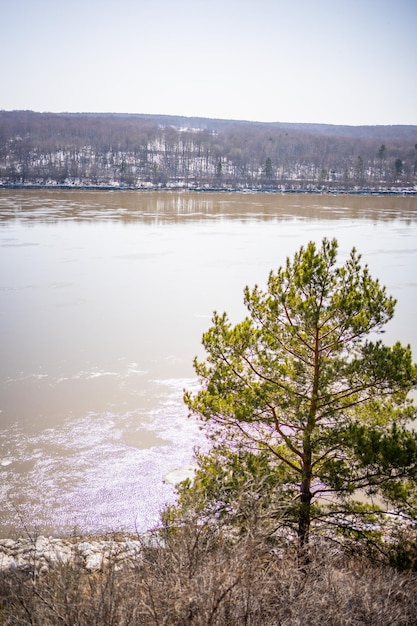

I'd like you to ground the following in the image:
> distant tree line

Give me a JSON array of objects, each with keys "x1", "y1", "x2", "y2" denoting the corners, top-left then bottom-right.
[{"x1": 1, "y1": 110, "x2": 416, "y2": 191}]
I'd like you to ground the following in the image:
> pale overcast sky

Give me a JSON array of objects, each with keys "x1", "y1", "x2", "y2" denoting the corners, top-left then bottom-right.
[{"x1": 1, "y1": 0, "x2": 416, "y2": 126}]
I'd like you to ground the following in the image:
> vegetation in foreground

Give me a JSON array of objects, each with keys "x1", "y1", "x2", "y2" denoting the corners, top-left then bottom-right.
[{"x1": 0, "y1": 522, "x2": 416, "y2": 626}]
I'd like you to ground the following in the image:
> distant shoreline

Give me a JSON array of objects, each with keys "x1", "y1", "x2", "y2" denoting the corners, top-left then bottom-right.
[{"x1": 1, "y1": 184, "x2": 417, "y2": 196}]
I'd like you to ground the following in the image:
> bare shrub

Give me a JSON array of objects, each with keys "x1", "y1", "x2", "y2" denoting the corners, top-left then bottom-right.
[{"x1": 0, "y1": 526, "x2": 416, "y2": 625}]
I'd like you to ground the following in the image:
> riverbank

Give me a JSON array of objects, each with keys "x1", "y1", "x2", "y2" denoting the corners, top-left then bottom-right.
[
  {"x1": 1, "y1": 183, "x2": 417, "y2": 195},
  {"x1": 0, "y1": 533, "x2": 153, "y2": 573}
]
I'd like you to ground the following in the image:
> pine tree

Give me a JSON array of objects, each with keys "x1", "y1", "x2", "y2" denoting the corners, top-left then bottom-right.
[{"x1": 184, "y1": 238, "x2": 417, "y2": 553}]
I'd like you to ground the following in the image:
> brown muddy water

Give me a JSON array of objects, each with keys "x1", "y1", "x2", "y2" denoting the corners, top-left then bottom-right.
[{"x1": 1, "y1": 190, "x2": 416, "y2": 537}]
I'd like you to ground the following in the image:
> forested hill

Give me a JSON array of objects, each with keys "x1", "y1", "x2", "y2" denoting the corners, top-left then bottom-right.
[{"x1": 1, "y1": 110, "x2": 416, "y2": 191}]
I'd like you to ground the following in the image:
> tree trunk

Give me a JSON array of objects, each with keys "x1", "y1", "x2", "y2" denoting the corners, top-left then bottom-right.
[
  {"x1": 298, "y1": 473, "x2": 312, "y2": 547},
  {"x1": 298, "y1": 325, "x2": 319, "y2": 554}
]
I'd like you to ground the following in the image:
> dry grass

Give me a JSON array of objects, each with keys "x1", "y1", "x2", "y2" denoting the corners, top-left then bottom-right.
[{"x1": 0, "y1": 524, "x2": 416, "y2": 625}]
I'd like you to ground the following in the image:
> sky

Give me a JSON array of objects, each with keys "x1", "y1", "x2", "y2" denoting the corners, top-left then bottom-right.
[{"x1": 1, "y1": 0, "x2": 416, "y2": 126}]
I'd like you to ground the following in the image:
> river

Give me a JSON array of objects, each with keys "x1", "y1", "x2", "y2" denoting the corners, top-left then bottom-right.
[{"x1": 1, "y1": 190, "x2": 416, "y2": 537}]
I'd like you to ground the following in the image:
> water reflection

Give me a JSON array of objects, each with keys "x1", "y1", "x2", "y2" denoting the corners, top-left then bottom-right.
[{"x1": 1, "y1": 189, "x2": 417, "y2": 224}]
